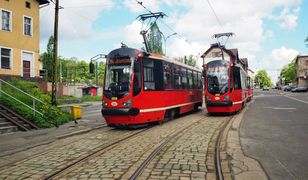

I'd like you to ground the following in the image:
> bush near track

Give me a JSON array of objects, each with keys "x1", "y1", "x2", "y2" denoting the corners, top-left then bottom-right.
[{"x1": 0, "y1": 78, "x2": 73, "y2": 128}]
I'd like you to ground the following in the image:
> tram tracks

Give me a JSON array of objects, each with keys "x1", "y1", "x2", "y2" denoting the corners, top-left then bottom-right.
[
  {"x1": 129, "y1": 120, "x2": 202, "y2": 180},
  {"x1": 0, "y1": 112, "x2": 236, "y2": 179},
  {"x1": 43, "y1": 113, "x2": 206, "y2": 179},
  {"x1": 42, "y1": 127, "x2": 151, "y2": 179},
  {"x1": 45, "y1": 113, "x2": 234, "y2": 180},
  {"x1": 214, "y1": 115, "x2": 234, "y2": 180}
]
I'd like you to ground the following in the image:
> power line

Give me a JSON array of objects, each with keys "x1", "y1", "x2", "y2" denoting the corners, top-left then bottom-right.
[{"x1": 205, "y1": 0, "x2": 224, "y2": 32}]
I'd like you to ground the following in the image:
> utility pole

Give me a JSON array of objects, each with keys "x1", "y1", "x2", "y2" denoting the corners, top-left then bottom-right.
[{"x1": 51, "y1": 0, "x2": 59, "y2": 106}]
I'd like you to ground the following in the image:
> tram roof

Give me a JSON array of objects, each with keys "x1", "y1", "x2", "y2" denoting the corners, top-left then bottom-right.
[{"x1": 107, "y1": 47, "x2": 201, "y2": 72}]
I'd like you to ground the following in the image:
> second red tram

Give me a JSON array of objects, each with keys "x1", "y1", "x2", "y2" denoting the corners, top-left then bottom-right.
[
  {"x1": 101, "y1": 46, "x2": 203, "y2": 126},
  {"x1": 202, "y1": 44, "x2": 248, "y2": 114}
]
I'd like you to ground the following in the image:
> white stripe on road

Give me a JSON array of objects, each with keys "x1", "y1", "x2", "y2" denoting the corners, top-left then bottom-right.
[
  {"x1": 264, "y1": 107, "x2": 296, "y2": 110},
  {"x1": 273, "y1": 107, "x2": 296, "y2": 110},
  {"x1": 284, "y1": 95, "x2": 308, "y2": 105}
]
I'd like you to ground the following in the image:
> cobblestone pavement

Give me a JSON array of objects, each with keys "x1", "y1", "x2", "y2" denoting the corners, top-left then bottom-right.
[
  {"x1": 137, "y1": 116, "x2": 228, "y2": 180},
  {"x1": 60, "y1": 113, "x2": 206, "y2": 179},
  {"x1": 0, "y1": 111, "x2": 230, "y2": 180},
  {"x1": 0, "y1": 127, "x2": 142, "y2": 179}
]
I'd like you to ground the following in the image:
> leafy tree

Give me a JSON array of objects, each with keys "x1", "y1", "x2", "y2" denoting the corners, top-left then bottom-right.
[
  {"x1": 147, "y1": 22, "x2": 163, "y2": 54},
  {"x1": 187, "y1": 55, "x2": 197, "y2": 67},
  {"x1": 279, "y1": 57, "x2": 296, "y2": 84},
  {"x1": 305, "y1": 36, "x2": 308, "y2": 47},
  {"x1": 41, "y1": 36, "x2": 54, "y2": 81},
  {"x1": 254, "y1": 69, "x2": 272, "y2": 88}
]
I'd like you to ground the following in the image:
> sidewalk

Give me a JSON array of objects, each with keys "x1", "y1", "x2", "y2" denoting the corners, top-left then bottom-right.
[{"x1": 0, "y1": 101, "x2": 105, "y2": 157}]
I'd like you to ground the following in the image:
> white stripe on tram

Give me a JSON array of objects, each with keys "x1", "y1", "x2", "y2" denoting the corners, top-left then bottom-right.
[
  {"x1": 139, "y1": 101, "x2": 201, "y2": 113},
  {"x1": 233, "y1": 98, "x2": 247, "y2": 105}
]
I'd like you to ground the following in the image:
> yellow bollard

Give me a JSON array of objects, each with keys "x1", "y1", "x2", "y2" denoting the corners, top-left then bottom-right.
[{"x1": 71, "y1": 106, "x2": 83, "y2": 120}]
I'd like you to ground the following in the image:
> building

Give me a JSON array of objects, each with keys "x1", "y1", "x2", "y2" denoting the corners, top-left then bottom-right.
[
  {"x1": 0, "y1": 0, "x2": 49, "y2": 78},
  {"x1": 295, "y1": 55, "x2": 308, "y2": 87}
]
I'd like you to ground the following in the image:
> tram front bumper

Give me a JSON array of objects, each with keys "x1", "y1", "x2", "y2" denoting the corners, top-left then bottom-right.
[
  {"x1": 101, "y1": 108, "x2": 140, "y2": 116},
  {"x1": 206, "y1": 101, "x2": 232, "y2": 107}
]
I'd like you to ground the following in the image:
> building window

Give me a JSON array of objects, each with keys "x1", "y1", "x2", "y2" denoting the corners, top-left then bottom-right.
[
  {"x1": 24, "y1": 16, "x2": 32, "y2": 36},
  {"x1": 25, "y1": 2, "x2": 31, "y2": 8},
  {"x1": 1, "y1": 9, "x2": 12, "y2": 31},
  {"x1": 306, "y1": 60, "x2": 308, "y2": 66},
  {"x1": 212, "y1": 51, "x2": 221, "y2": 58},
  {"x1": 0, "y1": 48, "x2": 12, "y2": 69}
]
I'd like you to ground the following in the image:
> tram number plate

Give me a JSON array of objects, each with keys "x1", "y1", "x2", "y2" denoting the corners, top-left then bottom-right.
[
  {"x1": 112, "y1": 97, "x2": 118, "y2": 100},
  {"x1": 215, "y1": 94, "x2": 220, "y2": 96}
]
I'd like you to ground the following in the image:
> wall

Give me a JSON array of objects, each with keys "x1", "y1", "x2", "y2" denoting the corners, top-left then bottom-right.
[{"x1": 0, "y1": 0, "x2": 40, "y2": 77}]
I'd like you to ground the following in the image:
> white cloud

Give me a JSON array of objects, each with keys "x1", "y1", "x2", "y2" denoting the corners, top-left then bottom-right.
[
  {"x1": 270, "y1": 7, "x2": 300, "y2": 31},
  {"x1": 122, "y1": 0, "x2": 302, "y2": 73},
  {"x1": 259, "y1": 46, "x2": 298, "y2": 83},
  {"x1": 122, "y1": 20, "x2": 144, "y2": 48},
  {"x1": 40, "y1": 0, "x2": 114, "y2": 41}
]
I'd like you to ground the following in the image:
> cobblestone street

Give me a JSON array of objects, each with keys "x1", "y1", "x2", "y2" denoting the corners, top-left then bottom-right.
[{"x1": 0, "y1": 111, "x2": 229, "y2": 179}]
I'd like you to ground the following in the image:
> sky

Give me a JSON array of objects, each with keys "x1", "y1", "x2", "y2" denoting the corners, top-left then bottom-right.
[{"x1": 39, "y1": 0, "x2": 308, "y2": 83}]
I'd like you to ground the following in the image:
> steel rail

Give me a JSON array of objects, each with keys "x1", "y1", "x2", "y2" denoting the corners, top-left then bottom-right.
[
  {"x1": 43, "y1": 127, "x2": 152, "y2": 180},
  {"x1": 215, "y1": 115, "x2": 234, "y2": 180},
  {"x1": 129, "y1": 119, "x2": 203, "y2": 180}
]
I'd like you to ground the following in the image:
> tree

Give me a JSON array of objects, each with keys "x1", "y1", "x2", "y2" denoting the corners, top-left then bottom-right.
[
  {"x1": 41, "y1": 36, "x2": 54, "y2": 81},
  {"x1": 305, "y1": 36, "x2": 308, "y2": 47},
  {"x1": 254, "y1": 69, "x2": 272, "y2": 88},
  {"x1": 279, "y1": 57, "x2": 296, "y2": 85},
  {"x1": 147, "y1": 22, "x2": 163, "y2": 55},
  {"x1": 187, "y1": 55, "x2": 197, "y2": 67}
]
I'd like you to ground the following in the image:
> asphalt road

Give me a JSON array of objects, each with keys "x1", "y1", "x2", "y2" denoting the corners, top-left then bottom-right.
[{"x1": 240, "y1": 89, "x2": 308, "y2": 180}]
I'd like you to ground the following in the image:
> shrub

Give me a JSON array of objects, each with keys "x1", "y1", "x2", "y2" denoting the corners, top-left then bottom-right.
[{"x1": 0, "y1": 78, "x2": 73, "y2": 128}]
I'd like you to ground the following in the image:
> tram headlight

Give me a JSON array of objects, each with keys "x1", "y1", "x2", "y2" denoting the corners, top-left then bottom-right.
[
  {"x1": 122, "y1": 99, "x2": 132, "y2": 107},
  {"x1": 224, "y1": 95, "x2": 230, "y2": 101}
]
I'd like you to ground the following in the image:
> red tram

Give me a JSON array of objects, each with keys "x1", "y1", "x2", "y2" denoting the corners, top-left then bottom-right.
[
  {"x1": 101, "y1": 46, "x2": 203, "y2": 126},
  {"x1": 201, "y1": 44, "x2": 248, "y2": 114}
]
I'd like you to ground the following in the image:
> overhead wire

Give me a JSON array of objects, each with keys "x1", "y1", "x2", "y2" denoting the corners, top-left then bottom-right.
[{"x1": 205, "y1": 0, "x2": 234, "y2": 47}]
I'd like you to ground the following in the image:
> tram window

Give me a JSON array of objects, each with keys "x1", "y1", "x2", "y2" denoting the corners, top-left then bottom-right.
[
  {"x1": 230, "y1": 68, "x2": 233, "y2": 92},
  {"x1": 199, "y1": 72, "x2": 203, "y2": 89},
  {"x1": 188, "y1": 70, "x2": 193, "y2": 89},
  {"x1": 233, "y1": 67, "x2": 241, "y2": 90},
  {"x1": 143, "y1": 58, "x2": 164, "y2": 91},
  {"x1": 181, "y1": 68, "x2": 188, "y2": 89},
  {"x1": 163, "y1": 62, "x2": 173, "y2": 90},
  {"x1": 193, "y1": 71, "x2": 198, "y2": 89},
  {"x1": 133, "y1": 59, "x2": 141, "y2": 96},
  {"x1": 173, "y1": 65, "x2": 181, "y2": 89},
  {"x1": 143, "y1": 58, "x2": 155, "y2": 90},
  {"x1": 240, "y1": 70, "x2": 247, "y2": 89},
  {"x1": 154, "y1": 60, "x2": 164, "y2": 91}
]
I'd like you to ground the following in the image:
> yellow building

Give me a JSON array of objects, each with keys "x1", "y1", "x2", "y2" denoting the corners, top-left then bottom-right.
[{"x1": 0, "y1": 0, "x2": 49, "y2": 78}]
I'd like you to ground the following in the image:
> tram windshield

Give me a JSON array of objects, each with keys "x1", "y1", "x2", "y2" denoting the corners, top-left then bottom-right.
[
  {"x1": 104, "y1": 58, "x2": 132, "y2": 99},
  {"x1": 207, "y1": 60, "x2": 229, "y2": 95}
]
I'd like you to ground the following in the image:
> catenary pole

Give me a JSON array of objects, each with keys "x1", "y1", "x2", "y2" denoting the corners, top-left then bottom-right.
[{"x1": 51, "y1": 0, "x2": 59, "y2": 106}]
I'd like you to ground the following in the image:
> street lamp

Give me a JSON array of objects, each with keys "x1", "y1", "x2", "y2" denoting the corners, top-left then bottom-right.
[
  {"x1": 90, "y1": 54, "x2": 107, "y2": 86},
  {"x1": 161, "y1": 32, "x2": 177, "y2": 56}
]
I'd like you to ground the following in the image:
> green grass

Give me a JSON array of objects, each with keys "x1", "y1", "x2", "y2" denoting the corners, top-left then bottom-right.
[{"x1": 0, "y1": 78, "x2": 73, "y2": 128}]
